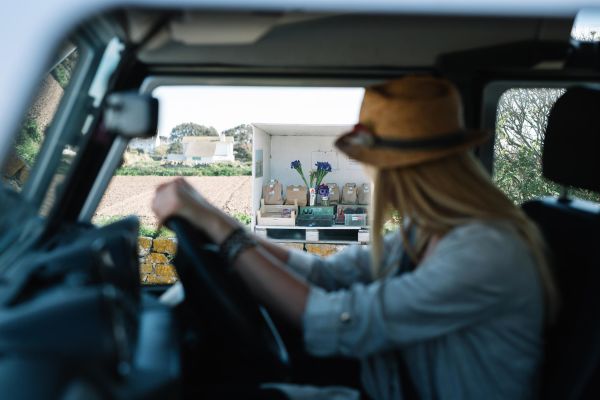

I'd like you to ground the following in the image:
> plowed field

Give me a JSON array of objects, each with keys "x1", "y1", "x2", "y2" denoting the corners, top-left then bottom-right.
[{"x1": 94, "y1": 176, "x2": 252, "y2": 227}]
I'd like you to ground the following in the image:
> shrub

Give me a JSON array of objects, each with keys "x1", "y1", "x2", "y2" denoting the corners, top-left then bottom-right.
[
  {"x1": 116, "y1": 161, "x2": 251, "y2": 177},
  {"x1": 139, "y1": 225, "x2": 175, "y2": 238},
  {"x1": 95, "y1": 216, "x2": 175, "y2": 238},
  {"x1": 15, "y1": 119, "x2": 42, "y2": 165},
  {"x1": 233, "y1": 212, "x2": 252, "y2": 225}
]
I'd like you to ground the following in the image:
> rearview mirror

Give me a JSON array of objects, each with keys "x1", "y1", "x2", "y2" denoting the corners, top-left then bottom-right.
[{"x1": 104, "y1": 92, "x2": 158, "y2": 139}]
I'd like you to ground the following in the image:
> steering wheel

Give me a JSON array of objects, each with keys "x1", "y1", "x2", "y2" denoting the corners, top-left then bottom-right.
[{"x1": 165, "y1": 217, "x2": 290, "y2": 376}]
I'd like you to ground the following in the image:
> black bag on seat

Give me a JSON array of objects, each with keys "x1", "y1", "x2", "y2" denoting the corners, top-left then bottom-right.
[{"x1": 0, "y1": 217, "x2": 145, "y2": 399}]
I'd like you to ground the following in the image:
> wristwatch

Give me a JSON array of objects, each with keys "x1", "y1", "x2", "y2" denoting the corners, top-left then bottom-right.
[{"x1": 219, "y1": 227, "x2": 258, "y2": 266}]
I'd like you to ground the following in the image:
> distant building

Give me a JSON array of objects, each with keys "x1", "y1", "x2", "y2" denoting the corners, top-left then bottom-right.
[
  {"x1": 128, "y1": 134, "x2": 172, "y2": 153},
  {"x1": 165, "y1": 154, "x2": 186, "y2": 163},
  {"x1": 173, "y1": 136, "x2": 235, "y2": 164},
  {"x1": 158, "y1": 135, "x2": 171, "y2": 145},
  {"x1": 128, "y1": 135, "x2": 160, "y2": 153}
]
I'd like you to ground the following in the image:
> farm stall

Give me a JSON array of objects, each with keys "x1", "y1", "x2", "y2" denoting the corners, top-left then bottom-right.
[{"x1": 251, "y1": 123, "x2": 372, "y2": 254}]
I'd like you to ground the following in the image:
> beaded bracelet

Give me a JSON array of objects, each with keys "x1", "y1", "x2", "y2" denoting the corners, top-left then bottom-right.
[{"x1": 219, "y1": 227, "x2": 258, "y2": 266}]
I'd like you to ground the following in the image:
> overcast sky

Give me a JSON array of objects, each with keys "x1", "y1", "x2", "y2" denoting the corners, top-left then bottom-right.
[{"x1": 153, "y1": 86, "x2": 365, "y2": 136}]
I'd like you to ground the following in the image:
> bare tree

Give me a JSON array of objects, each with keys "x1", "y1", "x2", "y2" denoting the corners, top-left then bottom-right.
[{"x1": 494, "y1": 88, "x2": 599, "y2": 203}]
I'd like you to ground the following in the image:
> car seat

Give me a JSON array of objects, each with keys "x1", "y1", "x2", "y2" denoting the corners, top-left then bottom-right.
[{"x1": 521, "y1": 87, "x2": 600, "y2": 400}]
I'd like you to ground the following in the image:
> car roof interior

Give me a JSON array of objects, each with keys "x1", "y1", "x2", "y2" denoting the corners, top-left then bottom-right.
[
  {"x1": 131, "y1": 12, "x2": 573, "y2": 68},
  {"x1": 103, "y1": 10, "x2": 577, "y2": 75}
]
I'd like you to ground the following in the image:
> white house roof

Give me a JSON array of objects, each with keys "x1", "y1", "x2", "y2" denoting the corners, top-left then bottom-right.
[
  {"x1": 182, "y1": 135, "x2": 234, "y2": 157},
  {"x1": 251, "y1": 123, "x2": 353, "y2": 137},
  {"x1": 182, "y1": 136, "x2": 234, "y2": 143},
  {"x1": 184, "y1": 141, "x2": 218, "y2": 157}
]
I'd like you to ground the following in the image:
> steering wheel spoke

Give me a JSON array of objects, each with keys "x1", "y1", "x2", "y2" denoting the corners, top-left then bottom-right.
[{"x1": 165, "y1": 217, "x2": 290, "y2": 378}]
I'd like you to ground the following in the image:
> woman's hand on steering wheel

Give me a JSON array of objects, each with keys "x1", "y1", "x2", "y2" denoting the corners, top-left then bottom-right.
[{"x1": 151, "y1": 178, "x2": 239, "y2": 244}]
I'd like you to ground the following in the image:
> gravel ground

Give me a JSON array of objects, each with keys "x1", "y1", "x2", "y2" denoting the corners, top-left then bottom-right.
[{"x1": 93, "y1": 176, "x2": 252, "y2": 227}]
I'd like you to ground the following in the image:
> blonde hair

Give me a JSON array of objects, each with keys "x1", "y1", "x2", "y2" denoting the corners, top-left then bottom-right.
[{"x1": 370, "y1": 152, "x2": 558, "y2": 320}]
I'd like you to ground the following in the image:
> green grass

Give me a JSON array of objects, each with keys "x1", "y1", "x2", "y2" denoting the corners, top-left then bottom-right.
[
  {"x1": 139, "y1": 225, "x2": 175, "y2": 238},
  {"x1": 15, "y1": 119, "x2": 42, "y2": 166},
  {"x1": 94, "y1": 216, "x2": 175, "y2": 238},
  {"x1": 233, "y1": 212, "x2": 252, "y2": 225},
  {"x1": 15, "y1": 137, "x2": 41, "y2": 165},
  {"x1": 94, "y1": 213, "x2": 252, "y2": 236},
  {"x1": 116, "y1": 161, "x2": 251, "y2": 177}
]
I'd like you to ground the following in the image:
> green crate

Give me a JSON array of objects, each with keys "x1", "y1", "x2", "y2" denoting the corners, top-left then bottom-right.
[
  {"x1": 299, "y1": 206, "x2": 335, "y2": 217},
  {"x1": 296, "y1": 215, "x2": 334, "y2": 227}
]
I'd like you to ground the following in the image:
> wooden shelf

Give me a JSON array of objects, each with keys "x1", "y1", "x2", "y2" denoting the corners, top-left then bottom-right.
[
  {"x1": 269, "y1": 239, "x2": 361, "y2": 245},
  {"x1": 255, "y1": 224, "x2": 369, "y2": 243},
  {"x1": 255, "y1": 225, "x2": 366, "y2": 230}
]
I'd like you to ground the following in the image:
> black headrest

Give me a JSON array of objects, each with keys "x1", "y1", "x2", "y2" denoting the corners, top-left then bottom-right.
[{"x1": 544, "y1": 87, "x2": 600, "y2": 193}]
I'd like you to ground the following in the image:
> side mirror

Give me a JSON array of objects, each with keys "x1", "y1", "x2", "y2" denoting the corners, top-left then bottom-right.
[{"x1": 104, "y1": 92, "x2": 158, "y2": 139}]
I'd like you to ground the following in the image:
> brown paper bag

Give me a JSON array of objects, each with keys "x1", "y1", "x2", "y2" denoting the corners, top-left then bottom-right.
[
  {"x1": 357, "y1": 183, "x2": 371, "y2": 205},
  {"x1": 285, "y1": 185, "x2": 307, "y2": 206},
  {"x1": 263, "y1": 180, "x2": 283, "y2": 205},
  {"x1": 342, "y1": 183, "x2": 357, "y2": 204},
  {"x1": 326, "y1": 182, "x2": 340, "y2": 204}
]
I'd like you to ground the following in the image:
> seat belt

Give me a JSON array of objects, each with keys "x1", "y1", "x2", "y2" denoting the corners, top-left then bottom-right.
[{"x1": 395, "y1": 228, "x2": 421, "y2": 400}]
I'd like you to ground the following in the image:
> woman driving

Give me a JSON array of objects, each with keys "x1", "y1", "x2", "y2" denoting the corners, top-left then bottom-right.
[{"x1": 152, "y1": 76, "x2": 556, "y2": 399}]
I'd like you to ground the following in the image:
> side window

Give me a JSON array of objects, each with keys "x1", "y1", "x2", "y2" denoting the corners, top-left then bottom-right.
[
  {"x1": 2, "y1": 48, "x2": 79, "y2": 193},
  {"x1": 493, "y1": 87, "x2": 599, "y2": 203}
]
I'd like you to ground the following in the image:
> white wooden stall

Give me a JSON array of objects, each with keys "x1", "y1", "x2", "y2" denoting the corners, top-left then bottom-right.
[{"x1": 251, "y1": 123, "x2": 371, "y2": 246}]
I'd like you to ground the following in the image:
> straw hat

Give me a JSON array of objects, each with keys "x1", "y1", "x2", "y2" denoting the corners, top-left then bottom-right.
[{"x1": 334, "y1": 75, "x2": 489, "y2": 168}]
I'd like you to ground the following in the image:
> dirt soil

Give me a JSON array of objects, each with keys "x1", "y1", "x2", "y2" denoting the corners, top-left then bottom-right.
[{"x1": 94, "y1": 176, "x2": 252, "y2": 227}]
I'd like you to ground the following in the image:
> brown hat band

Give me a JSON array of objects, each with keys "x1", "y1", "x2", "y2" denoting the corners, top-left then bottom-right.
[{"x1": 345, "y1": 124, "x2": 472, "y2": 151}]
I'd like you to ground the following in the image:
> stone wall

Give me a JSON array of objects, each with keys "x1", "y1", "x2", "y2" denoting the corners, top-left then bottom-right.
[
  {"x1": 137, "y1": 237, "x2": 349, "y2": 284},
  {"x1": 138, "y1": 237, "x2": 179, "y2": 284},
  {"x1": 3, "y1": 154, "x2": 29, "y2": 191},
  {"x1": 282, "y1": 242, "x2": 349, "y2": 257}
]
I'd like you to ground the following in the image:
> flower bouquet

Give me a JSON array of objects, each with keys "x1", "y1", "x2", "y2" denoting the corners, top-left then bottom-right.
[
  {"x1": 292, "y1": 160, "x2": 332, "y2": 206},
  {"x1": 311, "y1": 162, "x2": 332, "y2": 206},
  {"x1": 313, "y1": 161, "x2": 332, "y2": 189}
]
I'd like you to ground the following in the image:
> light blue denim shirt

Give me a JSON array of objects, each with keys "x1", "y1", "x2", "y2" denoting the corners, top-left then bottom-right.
[{"x1": 286, "y1": 221, "x2": 545, "y2": 400}]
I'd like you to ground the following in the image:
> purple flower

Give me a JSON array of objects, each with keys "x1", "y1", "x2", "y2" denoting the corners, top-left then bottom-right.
[
  {"x1": 290, "y1": 160, "x2": 301, "y2": 169},
  {"x1": 315, "y1": 161, "x2": 332, "y2": 172},
  {"x1": 318, "y1": 184, "x2": 330, "y2": 197}
]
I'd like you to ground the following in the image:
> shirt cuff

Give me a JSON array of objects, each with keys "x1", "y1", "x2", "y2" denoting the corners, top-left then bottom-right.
[
  {"x1": 302, "y1": 286, "x2": 353, "y2": 357},
  {"x1": 286, "y1": 248, "x2": 316, "y2": 279}
]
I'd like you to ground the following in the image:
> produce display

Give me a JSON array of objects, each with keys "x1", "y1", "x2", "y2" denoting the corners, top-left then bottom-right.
[
  {"x1": 252, "y1": 127, "x2": 371, "y2": 243},
  {"x1": 285, "y1": 185, "x2": 308, "y2": 206},
  {"x1": 336, "y1": 206, "x2": 368, "y2": 225},
  {"x1": 357, "y1": 183, "x2": 370, "y2": 205},
  {"x1": 326, "y1": 182, "x2": 340, "y2": 204},
  {"x1": 262, "y1": 179, "x2": 283, "y2": 205},
  {"x1": 261, "y1": 177, "x2": 370, "y2": 227}
]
